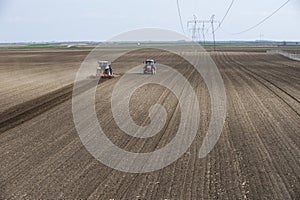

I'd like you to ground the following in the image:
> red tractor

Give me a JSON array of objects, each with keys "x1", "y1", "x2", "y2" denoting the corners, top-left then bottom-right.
[{"x1": 143, "y1": 59, "x2": 156, "y2": 75}]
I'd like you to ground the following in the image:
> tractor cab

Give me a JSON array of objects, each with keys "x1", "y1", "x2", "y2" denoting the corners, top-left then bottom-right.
[{"x1": 145, "y1": 59, "x2": 155, "y2": 66}]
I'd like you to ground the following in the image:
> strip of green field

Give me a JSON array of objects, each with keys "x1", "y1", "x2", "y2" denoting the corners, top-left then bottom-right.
[
  {"x1": 0, "y1": 44, "x2": 80, "y2": 50},
  {"x1": 0, "y1": 42, "x2": 299, "y2": 52}
]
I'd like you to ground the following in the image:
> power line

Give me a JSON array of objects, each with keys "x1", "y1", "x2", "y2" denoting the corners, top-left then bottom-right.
[
  {"x1": 227, "y1": 0, "x2": 290, "y2": 35},
  {"x1": 215, "y1": 0, "x2": 235, "y2": 32},
  {"x1": 176, "y1": 0, "x2": 186, "y2": 34},
  {"x1": 205, "y1": 0, "x2": 235, "y2": 34}
]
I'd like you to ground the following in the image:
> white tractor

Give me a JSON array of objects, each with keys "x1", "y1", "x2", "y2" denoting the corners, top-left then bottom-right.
[{"x1": 97, "y1": 61, "x2": 114, "y2": 78}]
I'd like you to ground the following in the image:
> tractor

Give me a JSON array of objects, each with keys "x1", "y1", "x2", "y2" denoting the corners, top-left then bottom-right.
[
  {"x1": 143, "y1": 59, "x2": 156, "y2": 75},
  {"x1": 97, "y1": 61, "x2": 113, "y2": 78}
]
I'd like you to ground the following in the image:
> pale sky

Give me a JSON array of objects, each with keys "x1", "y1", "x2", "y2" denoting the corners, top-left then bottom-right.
[{"x1": 0, "y1": 0, "x2": 299, "y2": 42}]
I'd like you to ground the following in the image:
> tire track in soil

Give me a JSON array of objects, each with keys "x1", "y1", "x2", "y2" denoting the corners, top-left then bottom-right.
[
  {"x1": 26, "y1": 51, "x2": 165, "y2": 198},
  {"x1": 216, "y1": 52, "x2": 282, "y2": 199},
  {"x1": 231, "y1": 53, "x2": 300, "y2": 199},
  {"x1": 86, "y1": 52, "x2": 184, "y2": 198},
  {"x1": 0, "y1": 78, "x2": 114, "y2": 133},
  {"x1": 88, "y1": 50, "x2": 210, "y2": 199},
  {"x1": 240, "y1": 66, "x2": 300, "y2": 114},
  {"x1": 121, "y1": 54, "x2": 213, "y2": 200},
  {"x1": 224, "y1": 52, "x2": 300, "y2": 144},
  {"x1": 217, "y1": 51, "x2": 300, "y2": 199},
  {"x1": 211, "y1": 52, "x2": 250, "y2": 200},
  {"x1": 223, "y1": 52, "x2": 300, "y2": 115},
  {"x1": 88, "y1": 53, "x2": 197, "y2": 199},
  {"x1": 27, "y1": 50, "x2": 184, "y2": 198},
  {"x1": 0, "y1": 50, "x2": 91, "y2": 113},
  {"x1": 1, "y1": 49, "x2": 157, "y2": 198}
]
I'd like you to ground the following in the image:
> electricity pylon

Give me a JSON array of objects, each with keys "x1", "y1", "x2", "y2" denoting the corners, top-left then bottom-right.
[
  {"x1": 187, "y1": 14, "x2": 218, "y2": 50},
  {"x1": 187, "y1": 15, "x2": 201, "y2": 42}
]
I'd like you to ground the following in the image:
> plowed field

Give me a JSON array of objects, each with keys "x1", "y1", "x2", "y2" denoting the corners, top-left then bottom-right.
[{"x1": 0, "y1": 48, "x2": 299, "y2": 199}]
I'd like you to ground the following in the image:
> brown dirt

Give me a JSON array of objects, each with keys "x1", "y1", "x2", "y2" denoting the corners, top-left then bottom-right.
[{"x1": 0, "y1": 48, "x2": 299, "y2": 199}]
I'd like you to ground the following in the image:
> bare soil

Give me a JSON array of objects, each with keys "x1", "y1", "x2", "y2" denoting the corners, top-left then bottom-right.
[{"x1": 0, "y1": 48, "x2": 299, "y2": 199}]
